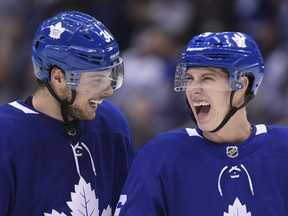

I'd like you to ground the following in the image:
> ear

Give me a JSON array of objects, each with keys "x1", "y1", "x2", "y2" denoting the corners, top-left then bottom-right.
[
  {"x1": 237, "y1": 76, "x2": 249, "y2": 94},
  {"x1": 233, "y1": 76, "x2": 250, "y2": 106},
  {"x1": 50, "y1": 68, "x2": 66, "y2": 86}
]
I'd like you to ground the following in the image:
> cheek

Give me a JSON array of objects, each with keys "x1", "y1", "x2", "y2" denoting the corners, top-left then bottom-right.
[
  {"x1": 71, "y1": 92, "x2": 90, "y2": 106},
  {"x1": 75, "y1": 88, "x2": 95, "y2": 98},
  {"x1": 185, "y1": 91, "x2": 192, "y2": 105},
  {"x1": 185, "y1": 88, "x2": 193, "y2": 98},
  {"x1": 213, "y1": 92, "x2": 231, "y2": 113}
]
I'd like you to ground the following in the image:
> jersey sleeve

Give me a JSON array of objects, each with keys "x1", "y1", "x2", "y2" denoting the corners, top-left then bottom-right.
[
  {"x1": 114, "y1": 130, "x2": 188, "y2": 216},
  {"x1": 114, "y1": 149, "x2": 165, "y2": 216},
  {"x1": 0, "y1": 161, "x2": 12, "y2": 215}
]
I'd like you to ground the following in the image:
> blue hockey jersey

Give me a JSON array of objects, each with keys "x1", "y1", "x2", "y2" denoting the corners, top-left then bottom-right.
[
  {"x1": 0, "y1": 100, "x2": 134, "y2": 216},
  {"x1": 115, "y1": 125, "x2": 288, "y2": 216}
]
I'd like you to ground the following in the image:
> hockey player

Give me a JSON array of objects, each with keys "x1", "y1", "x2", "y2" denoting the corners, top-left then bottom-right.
[
  {"x1": 0, "y1": 11, "x2": 134, "y2": 215},
  {"x1": 114, "y1": 32, "x2": 288, "y2": 215}
]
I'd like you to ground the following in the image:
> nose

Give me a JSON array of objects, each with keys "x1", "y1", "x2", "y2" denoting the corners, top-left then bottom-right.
[
  {"x1": 100, "y1": 86, "x2": 113, "y2": 97},
  {"x1": 186, "y1": 80, "x2": 202, "y2": 94}
]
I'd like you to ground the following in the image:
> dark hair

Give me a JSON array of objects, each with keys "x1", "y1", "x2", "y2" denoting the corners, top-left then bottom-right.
[
  {"x1": 245, "y1": 73, "x2": 254, "y2": 100},
  {"x1": 36, "y1": 66, "x2": 65, "y2": 87}
]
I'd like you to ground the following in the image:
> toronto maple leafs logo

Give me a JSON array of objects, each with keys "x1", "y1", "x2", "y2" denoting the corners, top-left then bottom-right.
[
  {"x1": 44, "y1": 177, "x2": 112, "y2": 216},
  {"x1": 224, "y1": 197, "x2": 251, "y2": 216},
  {"x1": 232, "y1": 33, "x2": 246, "y2": 48},
  {"x1": 49, "y1": 22, "x2": 65, "y2": 39}
]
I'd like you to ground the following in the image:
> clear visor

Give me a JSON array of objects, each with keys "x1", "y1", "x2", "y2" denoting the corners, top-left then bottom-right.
[
  {"x1": 174, "y1": 64, "x2": 244, "y2": 92},
  {"x1": 66, "y1": 59, "x2": 124, "y2": 94}
]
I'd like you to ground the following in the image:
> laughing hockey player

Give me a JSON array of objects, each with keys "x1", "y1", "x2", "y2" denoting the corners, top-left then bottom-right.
[
  {"x1": 0, "y1": 11, "x2": 134, "y2": 216},
  {"x1": 114, "y1": 32, "x2": 288, "y2": 215}
]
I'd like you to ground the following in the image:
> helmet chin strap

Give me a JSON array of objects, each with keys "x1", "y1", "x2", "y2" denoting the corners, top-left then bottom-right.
[
  {"x1": 187, "y1": 91, "x2": 254, "y2": 133},
  {"x1": 209, "y1": 91, "x2": 254, "y2": 133},
  {"x1": 44, "y1": 79, "x2": 77, "y2": 136}
]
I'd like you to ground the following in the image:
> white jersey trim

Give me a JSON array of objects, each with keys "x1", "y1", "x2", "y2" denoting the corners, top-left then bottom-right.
[
  {"x1": 9, "y1": 101, "x2": 39, "y2": 114},
  {"x1": 186, "y1": 124, "x2": 267, "y2": 138},
  {"x1": 255, "y1": 124, "x2": 267, "y2": 135},
  {"x1": 185, "y1": 128, "x2": 203, "y2": 138}
]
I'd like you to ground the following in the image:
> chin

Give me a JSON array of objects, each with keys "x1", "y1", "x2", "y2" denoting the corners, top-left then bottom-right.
[{"x1": 72, "y1": 112, "x2": 96, "y2": 121}]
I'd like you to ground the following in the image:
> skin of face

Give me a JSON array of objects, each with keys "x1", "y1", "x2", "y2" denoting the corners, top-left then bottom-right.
[
  {"x1": 50, "y1": 69, "x2": 113, "y2": 121},
  {"x1": 67, "y1": 89, "x2": 112, "y2": 121},
  {"x1": 67, "y1": 71, "x2": 114, "y2": 120},
  {"x1": 184, "y1": 66, "x2": 252, "y2": 143},
  {"x1": 185, "y1": 67, "x2": 233, "y2": 132}
]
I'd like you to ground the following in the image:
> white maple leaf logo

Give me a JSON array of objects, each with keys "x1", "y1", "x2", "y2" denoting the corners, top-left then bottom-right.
[
  {"x1": 101, "y1": 205, "x2": 112, "y2": 216},
  {"x1": 67, "y1": 177, "x2": 99, "y2": 215},
  {"x1": 224, "y1": 197, "x2": 251, "y2": 216},
  {"x1": 44, "y1": 210, "x2": 66, "y2": 216},
  {"x1": 49, "y1": 22, "x2": 65, "y2": 39},
  {"x1": 44, "y1": 177, "x2": 112, "y2": 216},
  {"x1": 231, "y1": 33, "x2": 246, "y2": 48}
]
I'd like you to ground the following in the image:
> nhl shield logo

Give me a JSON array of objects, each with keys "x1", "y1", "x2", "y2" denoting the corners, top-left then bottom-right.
[{"x1": 226, "y1": 146, "x2": 238, "y2": 158}]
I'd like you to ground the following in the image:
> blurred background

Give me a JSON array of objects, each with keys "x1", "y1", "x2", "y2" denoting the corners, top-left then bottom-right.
[{"x1": 1, "y1": 0, "x2": 288, "y2": 149}]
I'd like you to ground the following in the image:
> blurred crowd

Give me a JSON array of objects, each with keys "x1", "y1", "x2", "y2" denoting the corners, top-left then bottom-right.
[{"x1": 1, "y1": 0, "x2": 288, "y2": 149}]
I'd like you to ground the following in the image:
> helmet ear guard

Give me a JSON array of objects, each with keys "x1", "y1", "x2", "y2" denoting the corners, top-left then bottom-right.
[{"x1": 228, "y1": 69, "x2": 244, "y2": 90}]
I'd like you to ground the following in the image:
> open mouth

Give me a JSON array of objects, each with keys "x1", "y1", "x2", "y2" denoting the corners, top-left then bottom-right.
[
  {"x1": 89, "y1": 99, "x2": 103, "y2": 108},
  {"x1": 193, "y1": 101, "x2": 211, "y2": 116}
]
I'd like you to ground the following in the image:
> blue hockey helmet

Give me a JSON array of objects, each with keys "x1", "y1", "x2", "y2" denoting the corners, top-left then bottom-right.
[
  {"x1": 174, "y1": 32, "x2": 265, "y2": 96},
  {"x1": 31, "y1": 11, "x2": 123, "y2": 90}
]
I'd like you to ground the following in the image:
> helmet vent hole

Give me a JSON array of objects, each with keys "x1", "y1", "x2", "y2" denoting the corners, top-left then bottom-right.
[
  {"x1": 38, "y1": 57, "x2": 43, "y2": 63},
  {"x1": 214, "y1": 43, "x2": 225, "y2": 46},
  {"x1": 35, "y1": 41, "x2": 39, "y2": 50},
  {"x1": 203, "y1": 53, "x2": 231, "y2": 59},
  {"x1": 91, "y1": 56, "x2": 103, "y2": 64},
  {"x1": 194, "y1": 39, "x2": 203, "y2": 42},
  {"x1": 35, "y1": 36, "x2": 46, "y2": 50},
  {"x1": 77, "y1": 53, "x2": 103, "y2": 65},
  {"x1": 83, "y1": 34, "x2": 93, "y2": 40}
]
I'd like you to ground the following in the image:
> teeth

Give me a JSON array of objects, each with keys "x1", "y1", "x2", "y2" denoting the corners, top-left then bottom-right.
[
  {"x1": 89, "y1": 100, "x2": 103, "y2": 105},
  {"x1": 192, "y1": 101, "x2": 210, "y2": 106}
]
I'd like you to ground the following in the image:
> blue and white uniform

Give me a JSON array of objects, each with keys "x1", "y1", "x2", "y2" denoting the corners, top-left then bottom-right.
[
  {"x1": 0, "y1": 100, "x2": 134, "y2": 216},
  {"x1": 116, "y1": 125, "x2": 288, "y2": 215}
]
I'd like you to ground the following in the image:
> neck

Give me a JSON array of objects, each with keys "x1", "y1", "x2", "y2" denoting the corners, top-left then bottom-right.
[
  {"x1": 32, "y1": 87, "x2": 65, "y2": 121},
  {"x1": 202, "y1": 109, "x2": 252, "y2": 144}
]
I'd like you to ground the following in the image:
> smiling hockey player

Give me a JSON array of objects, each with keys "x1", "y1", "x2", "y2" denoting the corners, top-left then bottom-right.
[
  {"x1": 0, "y1": 11, "x2": 134, "y2": 216},
  {"x1": 114, "y1": 32, "x2": 288, "y2": 215}
]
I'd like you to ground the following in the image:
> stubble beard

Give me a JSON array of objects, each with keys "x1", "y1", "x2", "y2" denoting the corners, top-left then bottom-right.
[{"x1": 67, "y1": 106, "x2": 95, "y2": 121}]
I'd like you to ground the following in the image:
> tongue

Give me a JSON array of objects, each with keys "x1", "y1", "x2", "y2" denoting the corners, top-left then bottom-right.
[{"x1": 199, "y1": 105, "x2": 210, "y2": 115}]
